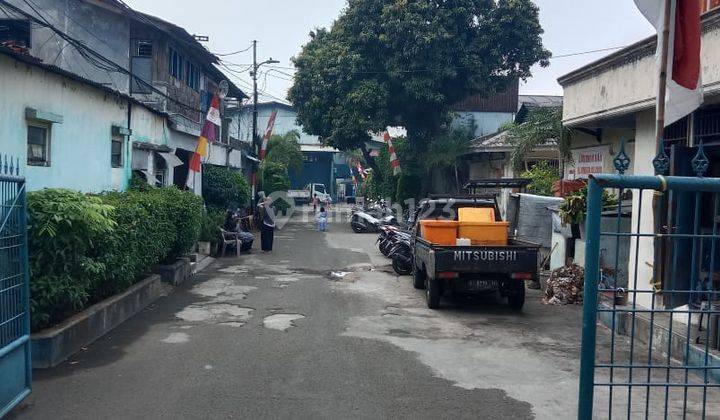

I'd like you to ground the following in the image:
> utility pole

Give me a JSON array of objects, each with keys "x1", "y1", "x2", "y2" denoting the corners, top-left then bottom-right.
[
  {"x1": 252, "y1": 40, "x2": 258, "y2": 156},
  {"x1": 248, "y1": 40, "x2": 279, "y2": 204}
]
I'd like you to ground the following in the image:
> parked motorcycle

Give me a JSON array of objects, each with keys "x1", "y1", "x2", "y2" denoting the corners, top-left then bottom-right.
[
  {"x1": 351, "y1": 211, "x2": 397, "y2": 233},
  {"x1": 377, "y1": 225, "x2": 400, "y2": 256},
  {"x1": 390, "y1": 234, "x2": 413, "y2": 276}
]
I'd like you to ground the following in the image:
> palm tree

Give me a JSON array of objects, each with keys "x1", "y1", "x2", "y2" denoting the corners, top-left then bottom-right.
[
  {"x1": 424, "y1": 128, "x2": 472, "y2": 192},
  {"x1": 506, "y1": 107, "x2": 572, "y2": 172},
  {"x1": 265, "y1": 130, "x2": 303, "y2": 174}
]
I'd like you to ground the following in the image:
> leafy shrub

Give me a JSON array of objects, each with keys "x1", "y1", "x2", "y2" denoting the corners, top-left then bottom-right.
[
  {"x1": 28, "y1": 186, "x2": 203, "y2": 332},
  {"x1": 27, "y1": 189, "x2": 115, "y2": 331},
  {"x1": 199, "y1": 209, "x2": 225, "y2": 244},
  {"x1": 521, "y1": 161, "x2": 559, "y2": 197},
  {"x1": 153, "y1": 186, "x2": 204, "y2": 262},
  {"x1": 559, "y1": 185, "x2": 618, "y2": 225},
  {"x1": 260, "y1": 161, "x2": 293, "y2": 212},
  {"x1": 96, "y1": 190, "x2": 175, "y2": 297},
  {"x1": 202, "y1": 165, "x2": 251, "y2": 211}
]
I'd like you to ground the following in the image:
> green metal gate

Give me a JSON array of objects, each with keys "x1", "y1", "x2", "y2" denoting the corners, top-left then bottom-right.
[
  {"x1": 578, "y1": 142, "x2": 720, "y2": 419},
  {"x1": 0, "y1": 155, "x2": 31, "y2": 418}
]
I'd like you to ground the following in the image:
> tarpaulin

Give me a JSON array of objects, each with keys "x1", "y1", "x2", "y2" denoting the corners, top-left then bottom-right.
[{"x1": 510, "y1": 193, "x2": 563, "y2": 249}]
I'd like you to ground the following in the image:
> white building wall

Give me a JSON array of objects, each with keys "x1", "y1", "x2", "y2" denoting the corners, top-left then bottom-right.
[
  {"x1": 562, "y1": 16, "x2": 720, "y2": 126},
  {"x1": 627, "y1": 111, "x2": 660, "y2": 308}
]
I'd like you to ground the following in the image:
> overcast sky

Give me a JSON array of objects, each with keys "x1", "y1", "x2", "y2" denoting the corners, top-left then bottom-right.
[{"x1": 124, "y1": 0, "x2": 656, "y2": 102}]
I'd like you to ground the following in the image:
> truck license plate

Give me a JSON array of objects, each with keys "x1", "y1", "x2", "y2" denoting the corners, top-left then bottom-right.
[{"x1": 466, "y1": 280, "x2": 497, "y2": 290}]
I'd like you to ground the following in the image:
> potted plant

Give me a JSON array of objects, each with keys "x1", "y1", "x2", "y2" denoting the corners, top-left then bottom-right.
[
  {"x1": 559, "y1": 185, "x2": 617, "y2": 239},
  {"x1": 198, "y1": 211, "x2": 222, "y2": 256}
]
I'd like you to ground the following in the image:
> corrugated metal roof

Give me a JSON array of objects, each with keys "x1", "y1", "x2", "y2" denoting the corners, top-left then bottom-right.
[{"x1": 468, "y1": 130, "x2": 558, "y2": 153}]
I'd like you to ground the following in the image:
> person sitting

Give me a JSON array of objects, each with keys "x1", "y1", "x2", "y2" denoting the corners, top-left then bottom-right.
[
  {"x1": 316, "y1": 206, "x2": 328, "y2": 232},
  {"x1": 223, "y1": 209, "x2": 255, "y2": 252}
]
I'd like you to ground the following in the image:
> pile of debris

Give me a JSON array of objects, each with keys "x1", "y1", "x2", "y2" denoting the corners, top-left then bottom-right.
[{"x1": 544, "y1": 264, "x2": 584, "y2": 305}]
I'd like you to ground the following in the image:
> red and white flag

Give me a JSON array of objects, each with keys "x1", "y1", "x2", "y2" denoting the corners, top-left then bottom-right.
[
  {"x1": 260, "y1": 110, "x2": 278, "y2": 160},
  {"x1": 383, "y1": 131, "x2": 402, "y2": 176},
  {"x1": 635, "y1": 0, "x2": 703, "y2": 126},
  {"x1": 355, "y1": 161, "x2": 366, "y2": 180}
]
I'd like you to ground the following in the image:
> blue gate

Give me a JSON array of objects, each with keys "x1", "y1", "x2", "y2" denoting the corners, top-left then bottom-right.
[
  {"x1": 579, "y1": 142, "x2": 720, "y2": 418},
  {"x1": 0, "y1": 155, "x2": 31, "y2": 418}
]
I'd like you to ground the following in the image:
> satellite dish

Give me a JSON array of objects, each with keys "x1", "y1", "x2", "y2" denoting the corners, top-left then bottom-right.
[{"x1": 218, "y1": 80, "x2": 230, "y2": 98}]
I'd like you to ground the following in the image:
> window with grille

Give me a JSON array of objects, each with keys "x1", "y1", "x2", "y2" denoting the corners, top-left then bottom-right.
[
  {"x1": 27, "y1": 124, "x2": 50, "y2": 166},
  {"x1": 169, "y1": 47, "x2": 184, "y2": 80},
  {"x1": 137, "y1": 40, "x2": 152, "y2": 57},
  {"x1": 663, "y1": 116, "x2": 689, "y2": 152},
  {"x1": 693, "y1": 105, "x2": 720, "y2": 145},
  {"x1": 185, "y1": 61, "x2": 199, "y2": 90}
]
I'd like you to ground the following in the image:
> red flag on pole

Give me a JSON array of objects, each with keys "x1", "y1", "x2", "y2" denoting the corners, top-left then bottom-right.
[
  {"x1": 635, "y1": 0, "x2": 703, "y2": 126},
  {"x1": 260, "y1": 110, "x2": 278, "y2": 160},
  {"x1": 355, "y1": 161, "x2": 366, "y2": 180},
  {"x1": 383, "y1": 131, "x2": 402, "y2": 175}
]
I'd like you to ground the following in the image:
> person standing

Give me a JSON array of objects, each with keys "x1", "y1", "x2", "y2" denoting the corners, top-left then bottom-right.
[
  {"x1": 258, "y1": 196, "x2": 276, "y2": 252},
  {"x1": 316, "y1": 206, "x2": 328, "y2": 232}
]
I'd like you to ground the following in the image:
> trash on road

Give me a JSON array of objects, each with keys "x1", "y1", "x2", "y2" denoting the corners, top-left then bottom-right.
[
  {"x1": 543, "y1": 264, "x2": 584, "y2": 305},
  {"x1": 331, "y1": 271, "x2": 351, "y2": 279}
]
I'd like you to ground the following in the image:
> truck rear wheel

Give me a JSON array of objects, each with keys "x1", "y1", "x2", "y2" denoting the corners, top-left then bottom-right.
[
  {"x1": 426, "y1": 278, "x2": 441, "y2": 309},
  {"x1": 508, "y1": 282, "x2": 525, "y2": 311},
  {"x1": 412, "y1": 266, "x2": 426, "y2": 289}
]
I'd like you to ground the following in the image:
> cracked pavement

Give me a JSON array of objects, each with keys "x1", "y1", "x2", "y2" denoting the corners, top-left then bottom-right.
[{"x1": 12, "y1": 209, "x2": 587, "y2": 419}]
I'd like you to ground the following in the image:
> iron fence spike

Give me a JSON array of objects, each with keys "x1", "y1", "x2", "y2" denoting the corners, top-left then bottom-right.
[
  {"x1": 692, "y1": 140, "x2": 710, "y2": 177},
  {"x1": 614, "y1": 140, "x2": 631, "y2": 174},
  {"x1": 653, "y1": 146, "x2": 670, "y2": 175}
]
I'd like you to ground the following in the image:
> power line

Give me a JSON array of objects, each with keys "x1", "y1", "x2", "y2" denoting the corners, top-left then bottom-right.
[
  {"x1": 551, "y1": 45, "x2": 628, "y2": 59},
  {"x1": 213, "y1": 44, "x2": 253, "y2": 56},
  {"x1": 269, "y1": 45, "x2": 631, "y2": 76}
]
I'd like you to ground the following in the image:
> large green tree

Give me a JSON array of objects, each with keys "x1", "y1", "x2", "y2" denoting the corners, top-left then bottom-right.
[{"x1": 289, "y1": 0, "x2": 550, "y2": 185}]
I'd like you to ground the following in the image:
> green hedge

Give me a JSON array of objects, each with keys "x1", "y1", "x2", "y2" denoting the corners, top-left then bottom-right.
[
  {"x1": 28, "y1": 186, "x2": 203, "y2": 332},
  {"x1": 202, "y1": 165, "x2": 251, "y2": 212}
]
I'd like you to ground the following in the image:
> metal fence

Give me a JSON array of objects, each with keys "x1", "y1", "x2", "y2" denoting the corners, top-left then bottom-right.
[
  {"x1": 0, "y1": 154, "x2": 31, "y2": 418},
  {"x1": 578, "y1": 142, "x2": 720, "y2": 419}
]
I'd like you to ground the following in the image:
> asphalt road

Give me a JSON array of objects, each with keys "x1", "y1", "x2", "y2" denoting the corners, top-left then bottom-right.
[{"x1": 12, "y1": 210, "x2": 586, "y2": 419}]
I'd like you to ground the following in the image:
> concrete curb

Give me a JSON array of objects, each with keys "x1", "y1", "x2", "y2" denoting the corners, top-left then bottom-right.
[
  {"x1": 192, "y1": 255, "x2": 215, "y2": 274},
  {"x1": 31, "y1": 274, "x2": 164, "y2": 369},
  {"x1": 154, "y1": 258, "x2": 192, "y2": 286}
]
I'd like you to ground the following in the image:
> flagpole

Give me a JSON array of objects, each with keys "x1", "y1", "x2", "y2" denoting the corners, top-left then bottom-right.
[
  {"x1": 652, "y1": 0, "x2": 673, "y2": 298},
  {"x1": 655, "y1": 0, "x2": 672, "y2": 152}
]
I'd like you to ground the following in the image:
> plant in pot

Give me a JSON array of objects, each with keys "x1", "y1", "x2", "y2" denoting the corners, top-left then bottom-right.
[
  {"x1": 559, "y1": 185, "x2": 617, "y2": 239},
  {"x1": 198, "y1": 211, "x2": 223, "y2": 256}
]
